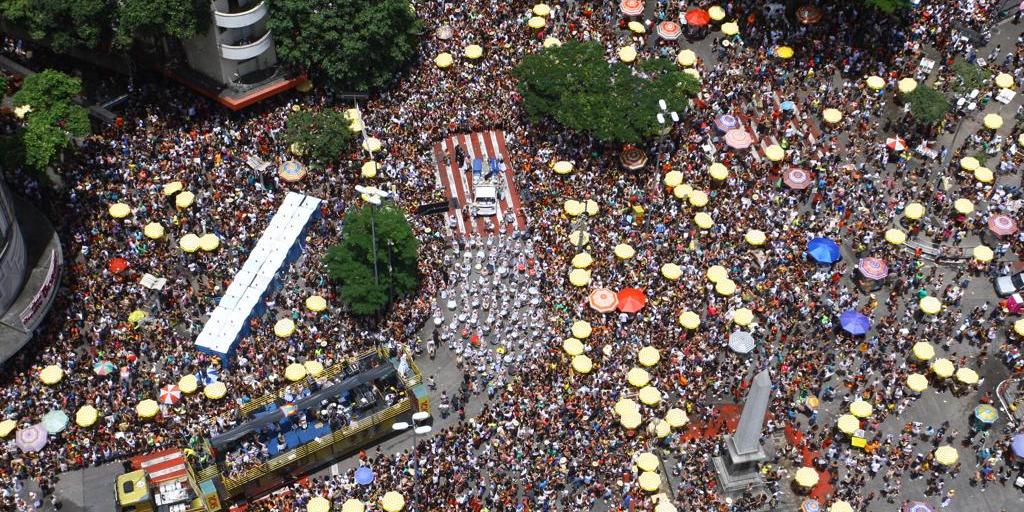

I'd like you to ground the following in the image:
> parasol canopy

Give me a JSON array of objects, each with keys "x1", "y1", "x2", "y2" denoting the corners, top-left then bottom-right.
[
  {"x1": 801, "y1": 499, "x2": 821, "y2": 512},
  {"x1": 76, "y1": 405, "x2": 99, "y2": 427},
  {"x1": 728, "y1": 331, "x2": 755, "y2": 354},
  {"x1": 143, "y1": 222, "x2": 165, "y2": 239},
  {"x1": 569, "y1": 267, "x2": 591, "y2": 287},
  {"x1": 721, "y1": 21, "x2": 738, "y2": 35},
  {"x1": 849, "y1": 400, "x2": 873, "y2": 418},
  {"x1": 988, "y1": 214, "x2": 1017, "y2": 236},
  {"x1": 571, "y1": 320, "x2": 592, "y2": 339},
  {"x1": 274, "y1": 318, "x2": 296, "y2": 337},
  {"x1": 732, "y1": 308, "x2": 754, "y2": 326},
  {"x1": 665, "y1": 408, "x2": 689, "y2": 427},
  {"x1": 995, "y1": 72, "x2": 1014, "y2": 88},
  {"x1": 822, "y1": 108, "x2": 843, "y2": 124},
  {"x1": 904, "y1": 502, "x2": 935, "y2": 512},
  {"x1": 974, "y1": 404, "x2": 998, "y2": 424},
  {"x1": 679, "y1": 311, "x2": 701, "y2": 330},
  {"x1": 714, "y1": 114, "x2": 740, "y2": 132},
  {"x1": 342, "y1": 500, "x2": 365, "y2": 512},
  {"x1": 745, "y1": 229, "x2": 766, "y2": 246},
  {"x1": 983, "y1": 113, "x2": 1003, "y2": 130},
  {"x1": 974, "y1": 166, "x2": 994, "y2": 183},
  {"x1": 955, "y1": 367, "x2": 979, "y2": 385},
  {"x1": 885, "y1": 137, "x2": 907, "y2": 151},
  {"x1": 563, "y1": 338, "x2": 584, "y2": 356},
  {"x1": 620, "y1": 0, "x2": 643, "y2": 16},
  {"x1": 836, "y1": 414, "x2": 859, "y2": 434},
  {"x1": 934, "y1": 445, "x2": 958, "y2": 465},
  {"x1": 159, "y1": 384, "x2": 182, "y2": 405},
  {"x1": 637, "y1": 346, "x2": 660, "y2": 367},
  {"x1": 706, "y1": 265, "x2": 728, "y2": 282},
  {"x1": 783, "y1": 167, "x2": 812, "y2": 189},
  {"x1": 620, "y1": 147, "x2": 647, "y2": 169},
  {"x1": 109, "y1": 203, "x2": 131, "y2": 218},
  {"x1": 959, "y1": 156, "x2": 980, "y2": 170},
  {"x1": 627, "y1": 367, "x2": 651, "y2": 388},
  {"x1": 589, "y1": 288, "x2": 618, "y2": 313},
  {"x1": 931, "y1": 358, "x2": 954, "y2": 378},
  {"x1": 661, "y1": 263, "x2": 682, "y2": 280},
  {"x1": 1011, "y1": 433, "x2": 1024, "y2": 458},
  {"x1": 919, "y1": 296, "x2": 942, "y2": 315},
  {"x1": 204, "y1": 381, "x2": 227, "y2": 400},
  {"x1": 775, "y1": 46, "x2": 794, "y2": 59},
  {"x1": 355, "y1": 466, "x2": 375, "y2": 485},
  {"x1": 571, "y1": 354, "x2": 593, "y2": 374},
  {"x1": 764, "y1": 144, "x2": 785, "y2": 161},
  {"x1": 464, "y1": 44, "x2": 483, "y2": 59},
  {"x1": 884, "y1": 228, "x2": 906, "y2": 245},
  {"x1": 807, "y1": 238, "x2": 841, "y2": 264},
  {"x1": 279, "y1": 161, "x2": 306, "y2": 182},
  {"x1": 93, "y1": 360, "x2": 116, "y2": 376},
  {"x1": 136, "y1": 399, "x2": 159, "y2": 419},
  {"x1": 636, "y1": 452, "x2": 659, "y2": 472},
  {"x1": 307, "y1": 497, "x2": 331, "y2": 512},
  {"x1": 953, "y1": 198, "x2": 974, "y2": 214},
  {"x1": 532, "y1": 3, "x2": 550, "y2": 16},
  {"x1": 693, "y1": 212, "x2": 713, "y2": 229},
  {"x1": 657, "y1": 21, "x2": 681, "y2": 40},
  {"x1": 912, "y1": 341, "x2": 935, "y2": 361},
  {"x1": 972, "y1": 245, "x2": 994, "y2": 263},
  {"x1": 684, "y1": 8, "x2": 710, "y2": 26},
  {"x1": 676, "y1": 49, "x2": 697, "y2": 67},
  {"x1": 285, "y1": 363, "x2": 308, "y2": 382},
  {"x1": 866, "y1": 75, "x2": 885, "y2": 90},
  {"x1": 906, "y1": 373, "x2": 928, "y2": 393},
  {"x1": 572, "y1": 252, "x2": 593, "y2": 268},
  {"x1": 858, "y1": 257, "x2": 888, "y2": 280},
  {"x1": 709, "y1": 162, "x2": 729, "y2": 180},
  {"x1": 617, "y1": 288, "x2": 646, "y2": 313},
  {"x1": 380, "y1": 491, "x2": 405, "y2": 512},
  {"x1": 715, "y1": 278, "x2": 736, "y2": 296},
  {"x1": 638, "y1": 386, "x2": 662, "y2": 405},
  {"x1": 306, "y1": 295, "x2": 327, "y2": 312},
  {"x1": 794, "y1": 467, "x2": 819, "y2": 487},
  {"x1": 42, "y1": 410, "x2": 68, "y2": 433},
  {"x1": 839, "y1": 310, "x2": 871, "y2": 335},
  {"x1": 897, "y1": 77, "x2": 918, "y2": 94},
  {"x1": 904, "y1": 202, "x2": 925, "y2": 220},
  {"x1": 553, "y1": 160, "x2": 573, "y2": 175},
  {"x1": 16, "y1": 424, "x2": 48, "y2": 452},
  {"x1": 40, "y1": 365, "x2": 63, "y2": 385},
  {"x1": 708, "y1": 6, "x2": 726, "y2": 20},
  {"x1": 638, "y1": 471, "x2": 661, "y2": 492}
]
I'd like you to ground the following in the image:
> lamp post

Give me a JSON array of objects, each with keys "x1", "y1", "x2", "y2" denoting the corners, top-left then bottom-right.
[
  {"x1": 392, "y1": 411, "x2": 432, "y2": 510},
  {"x1": 654, "y1": 99, "x2": 679, "y2": 189},
  {"x1": 355, "y1": 185, "x2": 390, "y2": 285},
  {"x1": 945, "y1": 97, "x2": 977, "y2": 164}
]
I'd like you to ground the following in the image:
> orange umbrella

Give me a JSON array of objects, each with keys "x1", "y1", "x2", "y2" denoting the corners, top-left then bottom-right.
[
  {"x1": 589, "y1": 288, "x2": 618, "y2": 313},
  {"x1": 617, "y1": 288, "x2": 647, "y2": 313}
]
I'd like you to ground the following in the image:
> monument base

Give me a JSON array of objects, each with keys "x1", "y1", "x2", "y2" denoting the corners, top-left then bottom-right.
[{"x1": 714, "y1": 434, "x2": 769, "y2": 493}]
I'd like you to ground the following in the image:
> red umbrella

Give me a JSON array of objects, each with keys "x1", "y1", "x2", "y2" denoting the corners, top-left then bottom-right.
[
  {"x1": 620, "y1": 0, "x2": 643, "y2": 16},
  {"x1": 685, "y1": 8, "x2": 711, "y2": 27},
  {"x1": 159, "y1": 384, "x2": 181, "y2": 405},
  {"x1": 783, "y1": 167, "x2": 812, "y2": 189},
  {"x1": 108, "y1": 258, "x2": 128, "y2": 274},
  {"x1": 617, "y1": 288, "x2": 647, "y2": 313},
  {"x1": 885, "y1": 137, "x2": 907, "y2": 151},
  {"x1": 988, "y1": 214, "x2": 1018, "y2": 236},
  {"x1": 724, "y1": 129, "x2": 753, "y2": 149},
  {"x1": 589, "y1": 288, "x2": 618, "y2": 313}
]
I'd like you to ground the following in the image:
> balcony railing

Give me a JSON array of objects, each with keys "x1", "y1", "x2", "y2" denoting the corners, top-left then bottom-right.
[
  {"x1": 213, "y1": 1, "x2": 268, "y2": 29},
  {"x1": 220, "y1": 31, "x2": 273, "y2": 61}
]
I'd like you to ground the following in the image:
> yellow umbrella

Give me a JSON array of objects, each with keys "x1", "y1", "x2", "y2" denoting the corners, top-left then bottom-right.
[
  {"x1": 794, "y1": 467, "x2": 819, "y2": 488},
  {"x1": 636, "y1": 452, "x2": 660, "y2": 472},
  {"x1": 307, "y1": 497, "x2": 331, "y2": 512},
  {"x1": 136, "y1": 399, "x2": 159, "y2": 419},
  {"x1": 706, "y1": 265, "x2": 728, "y2": 283},
  {"x1": 865, "y1": 75, "x2": 885, "y2": 90},
  {"x1": 664, "y1": 170, "x2": 683, "y2": 187},
  {"x1": 1015, "y1": 318, "x2": 1024, "y2": 336},
  {"x1": 628, "y1": 21, "x2": 646, "y2": 33},
  {"x1": 143, "y1": 222, "x2": 164, "y2": 239},
  {"x1": 995, "y1": 72, "x2": 1015, "y2": 89},
  {"x1": 569, "y1": 230, "x2": 589, "y2": 246},
  {"x1": 627, "y1": 367, "x2": 651, "y2": 388},
  {"x1": 708, "y1": 6, "x2": 726, "y2": 20},
  {"x1": 274, "y1": 318, "x2": 296, "y2": 337},
  {"x1": 571, "y1": 252, "x2": 594, "y2": 269},
  {"x1": 638, "y1": 386, "x2": 662, "y2": 405},
  {"x1": 709, "y1": 162, "x2": 729, "y2": 180},
  {"x1": 361, "y1": 161, "x2": 379, "y2": 178},
  {"x1": 931, "y1": 358, "x2": 954, "y2": 378},
  {"x1": 744, "y1": 229, "x2": 766, "y2": 246},
  {"x1": 162, "y1": 181, "x2": 184, "y2": 196},
  {"x1": 665, "y1": 408, "x2": 689, "y2": 428},
  {"x1": 285, "y1": 363, "x2": 307, "y2": 382},
  {"x1": 679, "y1": 311, "x2": 701, "y2": 330},
  {"x1": 983, "y1": 113, "x2": 1004, "y2": 130},
  {"x1": 836, "y1": 414, "x2": 859, "y2": 434},
  {"x1": 912, "y1": 341, "x2": 935, "y2": 361},
  {"x1": 683, "y1": 67, "x2": 701, "y2": 81},
  {"x1": 178, "y1": 374, "x2": 198, "y2": 394},
  {"x1": 620, "y1": 411, "x2": 642, "y2": 429},
  {"x1": 572, "y1": 320, "x2": 592, "y2": 339},
  {"x1": 528, "y1": 16, "x2": 546, "y2": 29},
  {"x1": 694, "y1": 212, "x2": 714, "y2": 230},
  {"x1": 618, "y1": 46, "x2": 637, "y2": 63},
  {"x1": 764, "y1": 144, "x2": 785, "y2": 162},
  {"x1": 615, "y1": 398, "x2": 640, "y2": 417},
  {"x1": 733, "y1": 308, "x2": 754, "y2": 326},
  {"x1": 362, "y1": 137, "x2": 383, "y2": 152},
  {"x1": 380, "y1": 491, "x2": 405, "y2": 512},
  {"x1": 179, "y1": 233, "x2": 200, "y2": 253},
  {"x1": 198, "y1": 233, "x2": 220, "y2": 252},
  {"x1": 553, "y1": 161, "x2": 573, "y2": 175},
  {"x1": 721, "y1": 21, "x2": 739, "y2": 36},
  {"x1": 543, "y1": 36, "x2": 561, "y2": 48},
  {"x1": 585, "y1": 199, "x2": 599, "y2": 216},
  {"x1": 897, "y1": 77, "x2": 918, "y2": 94},
  {"x1": 0, "y1": 419, "x2": 16, "y2": 438},
  {"x1": 715, "y1": 278, "x2": 736, "y2": 296},
  {"x1": 40, "y1": 365, "x2": 63, "y2": 385},
  {"x1": 563, "y1": 338, "x2": 584, "y2": 356},
  {"x1": 953, "y1": 198, "x2": 974, "y2": 214},
  {"x1": 533, "y1": 3, "x2": 551, "y2": 16},
  {"x1": 904, "y1": 202, "x2": 925, "y2": 220},
  {"x1": 344, "y1": 108, "x2": 362, "y2": 121},
  {"x1": 934, "y1": 445, "x2": 959, "y2": 466},
  {"x1": 128, "y1": 309, "x2": 147, "y2": 323},
  {"x1": 849, "y1": 400, "x2": 873, "y2": 418},
  {"x1": 974, "y1": 166, "x2": 994, "y2": 183},
  {"x1": 306, "y1": 295, "x2": 327, "y2": 312},
  {"x1": 972, "y1": 245, "x2": 994, "y2": 263},
  {"x1": 341, "y1": 499, "x2": 365, "y2": 512},
  {"x1": 676, "y1": 49, "x2": 697, "y2": 67},
  {"x1": 568, "y1": 268, "x2": 591, "y2": 287},
  {"x1": 349, "y1": 119, "x2": 364, "y2": 133},
  {"x1": 955, "y1": 367, "x2": 979, "y2": 385},
  {"x1": 614, "y1": 243, "x2": 636, "y2": 259},
  {"x1": 960, "y1": 156, "x2": 980, "y2": 170},
  {"x1": 638, "y1": 346, "x2": 660, "y2": 367},
  {"x1": 775, "y1": 46, "x2": 794, "y2": 59},
  {"x1": 204, "y1": 381, "x2": 227, "y2": 400},
  {"x1": 884, "y1": 228, "x2": 906, "y2": 245},
  {"x1": 304, "y1": 360, "x2": 325, "y2": 377},
  {"x1": 464, "y1": 44, "x2": 483, "y2": 59},
  {"x1": 653, "y1": 420, "x2": 671, "y2": 440},
  {"x1": 830, "y1": 500, "x2": 854, "y2": 512},
  {"x1": 109, "y1": 203, "x2": 132, "y2": 219},
  {"x1": 919, "y1": 296, "x2": 942, "y2": 315},
  {"x1": 175, "y1": 191, "x2": 195, "y2": 209},
  {"x1": 76, "y1": 405, "x2": 98, "y2": 427},
  {"x1": 906, "y1": 373, "x2": 928, "y2": 393},
  {"x1": 564, "y1": 199, "x2": 584, "y2": 216},
  {"x1": 434, "y1": 53, "x2": 453, "y2": 68},
  {"x1": 660, "y1": 263, "x2": 682, "y2": 280},
  {"x1": 673, "y1": 183, "x2": 693, "y2": 199},
  {"x1": 688, "y1": 190, "x2": 708, "y2": 207},
  {"x1": 638, "y1": 471, "x2": 661, "y2": 492},
  {"x1": 655, "y1": 501, "x2": 677, "y2": 512}
]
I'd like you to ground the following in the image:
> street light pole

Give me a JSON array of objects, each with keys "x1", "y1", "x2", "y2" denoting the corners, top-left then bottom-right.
[
  {"x1": 356, "y1": 185, "x2": 390, "y2": 285},
  {"x1": 393, "y1": 411, "x2": 432, "y2": 511},
  {"x1": 653, "y1": 99, "x2": 679, "y2": 190}
]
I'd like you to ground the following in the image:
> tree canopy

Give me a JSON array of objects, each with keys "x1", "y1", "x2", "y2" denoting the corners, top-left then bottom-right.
[
  {"x1": 324, "y1": 204, "x2": 420, "y2": 315},
  {"x1": 285, "y1": 109, "x2": 355, "y2": 166},
  {"x1": 10, "y1": 70, "x2": 91, "y2": 171},
  {"x1": 860, "y1": 0, "x2": 912, "y2": 13},
  {"x1": 905, "y1": 85, "x2": 950, "y2": 126},
  {"x1": 267, "y1": 0, "x2": 423, "y2": 92},
  {"x1": 513, "y1": 41, "x2": 700, "y2": 145}
]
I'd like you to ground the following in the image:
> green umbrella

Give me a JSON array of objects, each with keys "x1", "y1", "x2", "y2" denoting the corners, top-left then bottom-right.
[{"x1": 42, "y1": 410, "x2": 69, "y2": 433}]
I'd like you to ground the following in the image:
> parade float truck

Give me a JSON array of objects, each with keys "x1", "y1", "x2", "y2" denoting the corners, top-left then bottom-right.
[{"x1": 115, "y1": 448, "x2": 217, "y2": 512}]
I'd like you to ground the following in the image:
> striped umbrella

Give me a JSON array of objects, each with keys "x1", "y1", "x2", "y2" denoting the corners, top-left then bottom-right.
[
  {"x1": 714, "y1": 114, "x2": 740, "y2": 132},
  {"x1": 279, "y1": 161, "x2": 307, "y2": 182},
  {"x1": 656, "y1": 21, "x2": 682, "y2": 40},
  {"x1": 857, "y1": 257, "x2": 888, "y2": 280},
  {"x1": 885, "y1": 137, "x2": 907, "y2": 151},
  {"x1": 16, "y1": 424, "x2": 47, "y2": 452},
  {"x1": 93, "y1": 360, "x2": 116, "y2": 376},
  {"x1": 723, "y1": 129, "x2": 752, "y2": 149},
  {"x1": 904, "y1": 502, "x2": 935, "y2": 512},
  {"x1": 589, "y1": 288, "x2": 618, "y2": 313},
  {"x1": 783, "y1": 168, "x2": 812, "y2": 189},
  {"x1": 728, "y1": 331, "x2": 755, "y2": 354},
  {"x1": 988, "y1": 214, "x2": 1018, "y2": 236},
  {"x1": 159, "y1": 384, "x2": 182, "y2": 405},
  {"x1": 801, "y1": 499, "x2": 821, "y2": 512},
  {"x1": 620, "y1": 0, "x2": 643, "y2": 16}
]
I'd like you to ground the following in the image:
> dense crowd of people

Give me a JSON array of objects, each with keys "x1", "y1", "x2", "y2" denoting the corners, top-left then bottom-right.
[{"x1": 2, "y1": 0, "x2": 1024, "y2": 511}]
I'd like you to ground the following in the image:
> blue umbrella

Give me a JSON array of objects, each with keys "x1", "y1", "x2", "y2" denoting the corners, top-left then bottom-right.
[
  {"x1": 1011, "y1": 433, "x2": 1024, "y2": 458},
  {"x1": 780, "y1": 101, "x2": 796, "y2": 111},
  {"x1": 807, "y1": 238, "x2": 841, "y2": 264},
  {"x1": 355, "y1": 466, "x2": 375, "y2": 485},
  {"x1": 839, "y1": 310, "x2": 871, "y2": 336}
]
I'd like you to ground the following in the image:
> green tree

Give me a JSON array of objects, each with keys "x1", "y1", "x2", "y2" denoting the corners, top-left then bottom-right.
[
  {"x1": 324, "y1": 204, "x2": 420, "y2": 315},
  {"x1": 285, "y1": 109, "x2": 355, "y2": 165},
  {"x1": 860, "y1": 0, "x2": 911, "y2": 13},
  {"x1": 951, "y1": 58, "x2": 992, "y2": 94},
  {"x1": 114, "y1": 0, "x2": 209, "y2": 48},
  {"x1": 267, "y1": 0, "x2": 422, "y2": 92},
  {"x1": 514, "y1": 41, "x2": 698, "y2": 144},
  {"x1": 0, "y1": 0, "x2": 113, "y2": 52},
  {"x1": 11, "y1": 70, "x2": 90, "y2": 170},
  {"x1": 905, "y1": 85, "x2": 950, "y2": 125}
]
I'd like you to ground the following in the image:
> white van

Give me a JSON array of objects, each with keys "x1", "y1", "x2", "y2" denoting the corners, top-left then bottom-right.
[{"x1": 474, "y1": 184, "x2": 499, "y2": 216}]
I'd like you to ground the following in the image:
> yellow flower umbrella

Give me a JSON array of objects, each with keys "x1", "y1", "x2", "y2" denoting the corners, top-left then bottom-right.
[
  {"x1": 822, "y1": 108, "x2": 843, "y2": 124},
  {"x1": 304, "y1": 360, "x2": 324, "y2": 377},
  {"x1": 198, "y1": 233, "x2": 220, "y2": 252},
  {"x1": 655, "y1": 501, "x2": 677, "y2": 512},
  {"x1": 618, "y1": 46, "x2": 637, "y2": 63},
  {"x1": 906, "y1": 373, "x2": 928, "y2": 393},
  {"x1": 585, "y1": 199, "x2": 599, "y2": 216},
  {"x1": 637, "y1": 346, "x2": 660, "y2": 367},
  {"x1": 615, "y1": 398, "x2": 640, "y2": 417},
  {"x1": 137, "y1": 399, "x2": 159, "y2": 419},
  {"x1": 620, "y1": 411, "x2": 642, "y2": 429},
  {"x1": 627, "y1": 367, "x2": 651, "y2": 388},
  {"x1": 563, "y1": 338, "x2": 584, "y2": 356},
  {"x1": 361, "y1": 161, "x2": 379, "y2": 178},
  {"x1": 285, "y1": 363, "x2": 307, "y2": 382},
  {"x1": 109, "y1": 203, "x2": 132, "y2": 219},
  {"x1": 175, "y1": 191, "x2": 195, "y2": 209},
  {"x1": 912, "y1": 341, "x2": 935, "y2": 361},
  {"x1": 676, "y1": 49, "x2": 697, "y2": 67},
  {"x1": 569, "y1": 230, "x2": 589, "y2": 246},
  {"x1": 434, "y1": 53, "x2": 453, "y2": 68},
  {"x1": 884, "y1": 228, "x2": 906, "y2": 245},
  {"x1": 0, "y1": 419, "x2": 17, "y2": 438},
  {"x1": 679, "y1": 311, "x2": 701, "y2": 330},
  {"x1": 995, "y1": 72, "x2": 1015, "y2": 89},
  {"x1": 673, "y1": 183, "x2": 693, "y2": 199},
  {"x1": 721, "y1": 21, "x2": 739, "y2": 36},
  {"x1": 204, "y1": 381, "x2": 227, "y2": 400},
  {"x1": 904, "y1": 202, "x2": 925, "y2": 220},
  {"x1": 764, "y1": 144, "x2": 785, "y2": 162},
  {"x1": 362, "y1": 137, "x2": 383, "y2": 152},
  {"x1": 660, "y1": 263, "x2": 682, "y2": 280},
  {"x1": 953, "y1": 198, "x2": 974, "y2": 214},
  {"x1": 274, "y1": 318, "x2": 296, "y2": 337},
  {"x1": 571, "y1": 252, "x2": 594, "y2": 269},
  {"x1": 636, "y1": 452, "x2": 660, "y2": 472},
  {"x1": 665, "y1": 408, "x2": 689, "y2": 428},
  {"x1": 1015, "y1": 318, "x2": 1024, "y2": 336},
  {"x1": 571, "y1": 320, "x2": 592, "y2": 339},
  {"x1": 960, "y1": 156, "x2": 980, "y2": 170},
  {"x1": 162, "y1": 181, "x2": 184, "y2": 196},
  {"x1": 543, "y1": 37, "x2": 561, "y2": 48},
  {"x1": 614, "y1": 243, "x2": 636, "y2": 259},
  {"x1": 709, "y1": 162, "x2": 729, "y2": 181},
  {"x1": 715, "y1": 278, "x2": 736, "y2": 296},
  {"x1": 849, "y1": 400, "x2": 873, "y2": 418},
  {"x1": 733, "y1": 307, "x2": 754, "y2": 326},
  {"x1": 865, "y1": 75, "x2": 885, "y2": 90},
  {"x1": 706, "y1": 265, "x2": 728, "y2": 283},
  {"x1": 974, "y1": 166, "x2": 994, "y2": 183},
  {"x1": 664, "y1": 170, "x2": 683, "y2": 187},
  {"x1": 341, "y1": 499, "x2": 365, "y2": 512},
  {"x1": 955, "y1": 367, "x2": 979, "y2": 385},
  {"x1": 380, "y1": 491, "x2": 405, "y2": 512},
  {"x1": 983, "y1": 113, "x2": 1004, "y2": 130},
  {"x1": 528, "y1": 15, "x2": 547, "y2": 28},
  {"x1": 794, "y1": 467, "x2": 819, "y2": 488},
  {"x1": 533, "y1": 3, "x2": 551, "y2": 16},
  {"x1": 638, "y1": 386, "x2": 662, "y2": 405},
  {"x1": 571, "y1": 354, "x2": 593, "y2": 374},
  {"x1": 931, "y1": 358, "x2": 954, "y2": 378},
  {"x1": 744, "y1": 229, "x2": 766, "y2": 246},
  {"x1": 564, "y1": 199, "x2": 585, "y2": 216},
  {"x1": 694, "y1": 212, "x2": 714, "y2": 230},
  {"x1": 307, "y1": 497, "x2": 331, "y2": 512},
  {"x1": 897, "y1": 77, "x2": 918, "y2": 94},
  {"x1": 836, "y1": 414, "x2": 859, "y2": 434},
  {"x1": 972, "y1": 245, "x2": 994, "y2": 263},
  {"x1": 708, "y1": 6, "x2": 726, "y2": 20},
  {"x1": 688, "y1": 190, "x2": 708, "y2": 207},
  {"x1": 306, "y1": 295, "x2": 327, "y2": 312},
  {"x1": 775, "y1": 46, "x2": 794, "y2": 59},
  {"x1": 934, "y1": 445, "x2": 959, "y2": 466},
  {"x1": 628, "y1": 21, "x2": 646, "y2": 33},
  {"x1": 464, "y1": 44, "x2": 483, "y2": 59},
  {"x1": 568, "y1": 268, "x2": 591, "y2": 287},
  {"x1": 178, "y1": 374, "x2": 198, "y2": 394},
  {"x1": 349, "y1": 119, "x2": 364, "y2": 133},
  {"x1": 638, "y1": 471, "x2": 661, "y2": 492},
  {"x1": 919, "y1": 296, "x2": 942, "y2": 315},
  {"x1": 179, "y1": 233, "x2": 200, "y2": 253},
  {"x1": 40, "y1": 365, "x2": 63, "y2": 385},
  {"x1": 144, "y1": 222, "x2": 165, "y2": 239},
  {"x1": 76, "y1": 405, "x2": 99, "y2": 427},
  {"x1": 553, "y1": 160, "x2": 573, "y2": 175},
  {"x1": 830, "y1": 501, "x2": 854, "y2": 512}
]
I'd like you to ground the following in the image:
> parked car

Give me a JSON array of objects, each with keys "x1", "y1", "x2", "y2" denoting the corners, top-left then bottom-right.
[{"x1": 995, "y1": 271, "x2": 1024, "y2": 297}]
